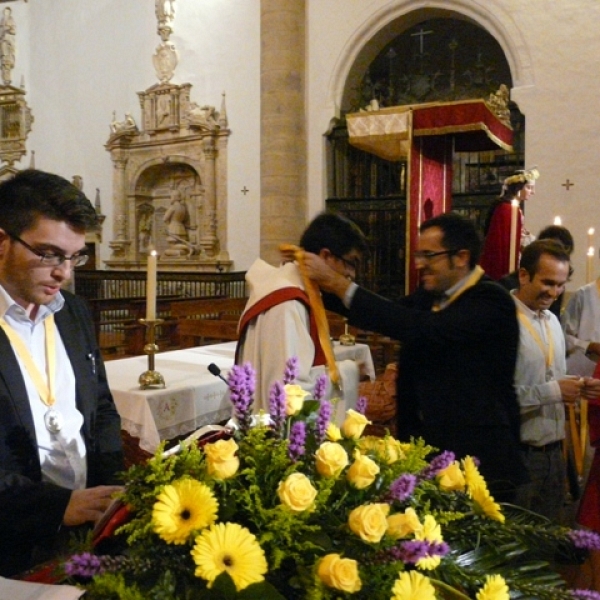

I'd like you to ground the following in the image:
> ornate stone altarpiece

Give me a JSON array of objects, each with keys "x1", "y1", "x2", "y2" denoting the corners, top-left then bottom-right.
[{"x1": 105, "y1": 0, "x2": 231, "y2": 272}]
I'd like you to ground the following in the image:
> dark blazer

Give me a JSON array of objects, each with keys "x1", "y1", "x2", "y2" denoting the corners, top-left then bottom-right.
[
  {"x1": 346, "y1": 276, "x2": 529, "y2": 497},
  {"x1": 0, "y1": 291, "x2": 124, "y2": 576}
]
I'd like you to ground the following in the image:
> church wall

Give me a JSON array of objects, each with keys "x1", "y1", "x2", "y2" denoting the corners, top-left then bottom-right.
[
  {"x1": 17, "y1": 0, "x2": 261, "y2": 271},
  {"x1": 6, "y1": 1, "x2": 600, "y2": 287}
]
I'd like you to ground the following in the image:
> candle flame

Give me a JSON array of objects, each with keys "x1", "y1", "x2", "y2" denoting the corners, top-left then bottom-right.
[
  {"x1": 588, "y1": 247, "x2": 595, "y2": 257},
  {"x1": 553, "y1": 216, "x2": 562, "y2": 225},
  {"x1": 589, "y1": 228, "x2": 595, "y2": 236}
]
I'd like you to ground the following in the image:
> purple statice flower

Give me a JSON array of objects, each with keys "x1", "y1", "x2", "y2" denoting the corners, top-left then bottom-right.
[
  {"x1": 228, "y1": 363, "x2": 255, "y2": 431},
  {"x1": 355, "y1": 396, "x2": 368, "y2": 415},
  {"x1": 388, "y1": 474, "x2": 417, "y2": 503},
  {"x1": 283, "y1": 356, "x2": 299, "y2": 385},
  {"x1": 313, "y1": 373, "x2": 328, "y2": 402},
  {"x1": 568, "y1": 529, "x2": 600, "y2": 551},
  {"x1": 315, "y1": 399, "x2": 332, "y2": 444},
  {"x1": 391, "y1": 540, "x2": 449, "y2": 565},
  {"x1": 572, "y1": 591, "x2": 600, "y2": 600},
  {"x1": 288, "y1": 421, "x2": 306, "y2": 461},
  {"x1": 269, "y1": 380, "x2": 287, "y2": 437},
  {"x1": 419, "y1": 450, "x2": 456, "y2": 480},
  {"x1": 64, "y1": 552, "x2": 105, "y2": 578},
  {"x1": 391, "y1": 540, "x2": 431, "y2": 564}
]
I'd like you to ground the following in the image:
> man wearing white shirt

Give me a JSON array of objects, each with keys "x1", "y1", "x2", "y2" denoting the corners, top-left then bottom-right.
[
  {"x1": 512, "y1": 240, "x2": 600, "y2": 520},
  {"x1": 0, "y1": 170, "x2": 123, "y2": 576}
]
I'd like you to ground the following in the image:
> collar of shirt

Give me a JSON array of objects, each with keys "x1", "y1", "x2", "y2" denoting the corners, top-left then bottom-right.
[
  {"x1": 434, "y1": 269, "x2": 477, "y2": 310},
  {"x1": 510, "y1": 291, "x2": 552, "y2": 322},
  {"x1": 0, "y1": 283, "x2": 64, "y2": 324}
]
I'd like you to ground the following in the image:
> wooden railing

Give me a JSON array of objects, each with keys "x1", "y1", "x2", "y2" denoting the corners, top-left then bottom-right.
[{"x1": 74, "y1": 270, "x2": 247, "y2": 358}]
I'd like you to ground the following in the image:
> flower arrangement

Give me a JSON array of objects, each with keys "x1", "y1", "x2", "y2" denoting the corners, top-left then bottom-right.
[{"x1": 63, "y1": 357, "x2": 600, "y2": 600}]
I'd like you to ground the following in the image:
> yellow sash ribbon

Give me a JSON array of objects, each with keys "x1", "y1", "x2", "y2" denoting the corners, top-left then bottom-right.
[
  {"x1": 432, "y1": 265, "x2": 484, "y2": 312},
  {"x1": 0, "y1": 314, "x2": 57, "y2": 409},
  {"x1": 279, "y1": 244, "x2": 341, "y2": 392}
]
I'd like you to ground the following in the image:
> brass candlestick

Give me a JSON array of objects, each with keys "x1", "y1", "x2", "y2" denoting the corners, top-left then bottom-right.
[
  {"x1": 339, "y1": 319, "x2": 356, "y2": 346},
  {"x1": 138, "y1": 318, "x2": 166, "y2": 389}
]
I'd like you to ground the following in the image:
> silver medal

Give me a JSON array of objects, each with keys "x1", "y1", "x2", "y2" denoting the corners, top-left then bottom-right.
[{"x1": 44, "y1": 408, "x2": 63, "y2": 433}]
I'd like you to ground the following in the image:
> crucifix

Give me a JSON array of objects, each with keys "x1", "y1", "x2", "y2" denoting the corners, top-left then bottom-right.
[
  {"x1": 410, "y1": 27, "x2": 433, "y2": 54},
  {"x1": 241, "y1": 186, "x2": 249, "y2": 195},
  {"x1": 562, "y1": 179, "x2": 575, "y2": 191}
]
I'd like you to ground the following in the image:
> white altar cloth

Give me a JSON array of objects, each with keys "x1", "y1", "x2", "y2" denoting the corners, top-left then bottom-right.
[{"x1": 106, "y1": 341, "x2": 375, "y2": 453}]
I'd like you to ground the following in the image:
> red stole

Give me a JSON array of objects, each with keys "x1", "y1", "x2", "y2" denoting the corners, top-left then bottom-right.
[{"x1": 236, "y1": 287, "x2": 326, "y2": 367}]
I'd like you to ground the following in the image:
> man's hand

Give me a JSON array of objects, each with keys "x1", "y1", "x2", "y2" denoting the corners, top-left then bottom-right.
[
  {"x1": 558, "y1": 377, "x2": 584, "y2": 404},
  {"x1": 63, "y1": 485, "x2": 123, "y2": 527},
  {"x1": 302, "y1": 252, "x2": 352, "y2": 299},
  {"x1": 582, "y1": 377, "x2": 600, "y2": 400}
]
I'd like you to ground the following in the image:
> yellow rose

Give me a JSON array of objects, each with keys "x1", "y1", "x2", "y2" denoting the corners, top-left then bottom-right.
[
  {"x1": 204, "y1": 438, "x2": 239, "y2": 480},
  {"x1": 386, "y1": 507, "x2": 422, "y2": 540},
  {"x1": 341, "y1": 409, "x2": 371, "y2": 440},
  {"x1": 317, "y1": 553, "x2": 362, "y2": 593},
  {"x1": 326, "y1": 422, "x2": 342, "y2": 441},
  {"x1": 438, "y1": 461, "x2": 466, "y2": 492},
  {"x1": 359, "y1": 436, "x2": 404, "y2": 464},
  {"x1": 277, "y1": 472, "x2": 317, "y2": 512},
  {"x1": 284, "y1": 384, "x2": 309, "y2": 416},
  {"x1": 347, "y1": 450, "x2": 380, "y2": 489},
  {"x1": 348, "y1": 503, "x2": 390, "y2": 543},
  {"x1": 315, "y1": 442, "x2": 349, "y2": 478}
]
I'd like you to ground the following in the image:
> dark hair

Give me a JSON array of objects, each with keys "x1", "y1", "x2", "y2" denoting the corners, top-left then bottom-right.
[
  {"x1": 0, "y1": 169, "x2": 98, "y2": 235},
  {"x1": 519, "y1": 239, "x2": 571, "y2": 280},
  {"x1": 420, "y1": 212, "x2": 482, "y2": 269},
  {"x1": 537, "y1": 225, "x2": 574, "y2": 255},
  {"x1": 300, "y1": 211, "x2": 368, "y2": 257}
]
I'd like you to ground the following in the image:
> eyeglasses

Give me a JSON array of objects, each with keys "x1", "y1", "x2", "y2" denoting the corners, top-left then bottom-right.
[
  {"x1": 8, "y1": 233, "x2": 89, "y2": 267},
  {"x1": 413, "y1": 250, "x2": 454, "y2": 262},
  {"x1": 331, "y1": 253, "x2": 360, "y2": 272}
]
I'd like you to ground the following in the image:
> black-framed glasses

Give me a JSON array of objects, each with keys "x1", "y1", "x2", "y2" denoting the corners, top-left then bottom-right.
[
  {"x1": 8, "y1": 232, "x2": 89, "y2": 267},
  {"x1": 413, "y1": 250, "x2": 454, "y2": 262},
  {"x1": 331, "y1": 253, "x2": 360, "y2": 272}
]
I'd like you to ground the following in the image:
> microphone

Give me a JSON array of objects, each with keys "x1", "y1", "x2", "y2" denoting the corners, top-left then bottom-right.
[{"x1": 208, "y1": 363, "x2": 229, "y2": 386}]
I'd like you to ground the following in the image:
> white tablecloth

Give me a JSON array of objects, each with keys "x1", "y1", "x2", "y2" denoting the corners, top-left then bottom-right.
[{"x1": 106, "y1": 341, "x2": 375, "y2": 453}]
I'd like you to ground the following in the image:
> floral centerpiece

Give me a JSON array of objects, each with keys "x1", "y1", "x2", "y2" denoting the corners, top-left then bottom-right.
[{"x1": 63, "y1": 358, "x2": 600, "y2": 599}]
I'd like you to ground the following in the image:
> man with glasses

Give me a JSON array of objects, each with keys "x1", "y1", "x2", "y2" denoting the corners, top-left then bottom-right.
[
  {"x1": 301, "y1": 212, "x2": 528, "y2": 501},
  {"x1": 236, "y1": 211, "x2": 368, "y2": 415},
  {"x1": 0, "y1": 169, "x2": 123, "y2": 576}
]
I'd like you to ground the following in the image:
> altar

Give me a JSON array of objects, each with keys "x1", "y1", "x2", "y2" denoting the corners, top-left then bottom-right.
[{"x1": 105, "y1": 341, "x2": 375, "y2": 453}]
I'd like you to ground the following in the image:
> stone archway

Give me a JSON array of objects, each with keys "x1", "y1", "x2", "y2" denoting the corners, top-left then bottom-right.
[{"x1": 327, "y1": 1, "x2": 534, "y2": 116}]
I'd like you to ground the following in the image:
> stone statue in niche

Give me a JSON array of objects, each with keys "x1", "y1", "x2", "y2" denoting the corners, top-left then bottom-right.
[
  {"x1": 110, "y1": 111, "x2": 138, "y2": 136},
  {"x1": 0, "y1": 7, "x2": 15, "y2": 86},
  {"x1": 163, "y1": 189, "x2": 192, "y2": 257},
  {"x1": 138, "y1": 203, "x2": 155, "y2": 254}
]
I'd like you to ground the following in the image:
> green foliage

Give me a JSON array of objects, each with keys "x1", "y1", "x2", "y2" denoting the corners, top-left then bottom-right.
[{"x1": 60, "y1": 380, "x2": 595, "y2": 599}]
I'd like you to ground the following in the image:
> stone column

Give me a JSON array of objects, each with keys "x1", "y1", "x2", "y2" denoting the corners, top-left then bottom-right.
[
  {"x1": 260, "y1": 0, "x2": 306, "y2": 264},
  {"x1": 200, "y1": 135, "x2": 217, "y2": 256}
]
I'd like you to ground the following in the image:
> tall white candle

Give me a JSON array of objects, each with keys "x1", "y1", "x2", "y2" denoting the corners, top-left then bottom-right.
[
  {"x1": 587, "y1": 247, "x2": 595, "y2": 283},
  {"x1": 509, "y1": 199, "x2": 519, "y2": 272},
  {"x1": 146, "y1": 250, "x2": 157, "y2": 320}
]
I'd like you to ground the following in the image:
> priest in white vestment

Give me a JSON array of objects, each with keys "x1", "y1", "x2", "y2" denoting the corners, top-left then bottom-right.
[{"x1": 236, "y1": 212, "x2": 368, "y2": 422}]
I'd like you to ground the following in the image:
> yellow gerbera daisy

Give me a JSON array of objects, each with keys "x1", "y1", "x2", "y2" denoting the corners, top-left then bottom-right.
[
  {"x1": 470, "y1": 484, "x2": 505, "y2": 523},
  {"x1": 152, "y1": 478, "x2": 218, "y2": 545},
  {"x1": 192, "y1": 522, "x2": 268, "y2": 591},
  {"x1": 462, "y1": 456, "x2": 487, "y2": 490},
  {"x1": 476, "y1": 574, "x2": 510, "y2": 600},
  {"x1": 391, "y1": 570, "x2": 436, "y2": 600}
]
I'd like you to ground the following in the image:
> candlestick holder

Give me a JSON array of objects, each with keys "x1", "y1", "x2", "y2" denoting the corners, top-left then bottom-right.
[
  {"x1": 338, "y1": 319, "x2": 356, "y2": 346},
  {"x1": 138, "y1": 318, "x2": 166, "y2": 389}
]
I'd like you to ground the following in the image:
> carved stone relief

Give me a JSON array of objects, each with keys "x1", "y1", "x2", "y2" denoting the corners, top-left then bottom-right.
[{"x1": 105, "y1": 0, "x2": 230, "y2": 272}]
